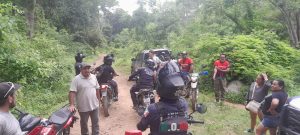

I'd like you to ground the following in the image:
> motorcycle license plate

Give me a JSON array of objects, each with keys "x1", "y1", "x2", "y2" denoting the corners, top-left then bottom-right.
[
  {"x1": 191, "y1": 82, "x2": 197, "y2": 88},
  {"x1": 102, "y1": 91, "x2": 107, "y2": 96}
]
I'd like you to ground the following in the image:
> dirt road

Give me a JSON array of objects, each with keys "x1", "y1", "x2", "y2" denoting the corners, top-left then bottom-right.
[{"x1": 70, "y1": 55, "x2": 149, "y2": 135}]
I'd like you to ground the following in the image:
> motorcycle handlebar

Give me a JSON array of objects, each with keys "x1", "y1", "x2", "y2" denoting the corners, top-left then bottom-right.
[{"x1": 187, "y1": 120, "x2": 204, "y2": 124}]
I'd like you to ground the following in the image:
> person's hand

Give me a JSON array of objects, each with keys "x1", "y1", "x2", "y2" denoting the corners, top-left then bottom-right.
[
  {"x1": 267, "y1": 108, "x2": 278, "y2": 115},
  {"x1": 69, "y1": 105, "x2": 76, "y2": 112},
  {"x1": 213, "y1": 76, "x2": 216, "y2": 80},
  {"x1": 262, "y1": 73, "x2": 268, "y2": 80}
]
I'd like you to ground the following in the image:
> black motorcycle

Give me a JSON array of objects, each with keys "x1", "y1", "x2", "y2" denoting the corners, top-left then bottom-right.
[{"x1": 129, "y1": 76, "x2": 155, "y2": 116}]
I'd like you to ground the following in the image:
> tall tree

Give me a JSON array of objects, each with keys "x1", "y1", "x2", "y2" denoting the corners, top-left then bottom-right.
[{"x1": 269, "y1": 0, "x2": 300, "y2": 48}]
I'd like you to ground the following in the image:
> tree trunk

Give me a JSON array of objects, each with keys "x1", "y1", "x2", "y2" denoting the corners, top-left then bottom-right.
[
  {"x1": 269, "y1": 0, "x2": 299, "y2": 48},
  {"x1": 296, "y1": 10, "x2": 300, "y2": 48},
  {"x1": 25, "y1": 0, "x2": 36, "y2": 39}
]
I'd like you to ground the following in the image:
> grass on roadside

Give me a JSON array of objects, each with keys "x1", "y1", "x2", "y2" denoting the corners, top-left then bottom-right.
[{"x1": 189, "y1": 92, "x2": 252, "y2": 135}]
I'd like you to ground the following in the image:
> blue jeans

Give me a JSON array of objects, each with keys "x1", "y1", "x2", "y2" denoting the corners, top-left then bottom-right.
[
  {"x1": 180, "y1": 71, "x2": 190, "y2": 84},
  {"x1": 262, "y1": 115, "x2": 280, "y2": 128}
]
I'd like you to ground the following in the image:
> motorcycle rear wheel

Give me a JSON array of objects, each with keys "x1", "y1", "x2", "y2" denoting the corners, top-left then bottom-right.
[{"x1": 102, "y1": 96, "x2": 110, "y2": 117}]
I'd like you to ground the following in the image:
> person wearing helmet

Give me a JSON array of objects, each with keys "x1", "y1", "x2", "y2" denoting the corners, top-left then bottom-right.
[
  {"x1": 95, "y1": 55, "x2": 119, "y2": 101},
  {"x1": 128, "y1": 59, "x2": 156, "y2": 109},
  {"x1": 136, "y1": 63, "x2": 189, "y2": 135},
  {"x1": 74, "y1": 51, "x2": 86, "y2": 75}
]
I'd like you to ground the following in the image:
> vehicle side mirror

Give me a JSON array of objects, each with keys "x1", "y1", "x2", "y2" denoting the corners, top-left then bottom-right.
[
  {"x1": 131, "y1": 58, "x2": 136, "y2": 61},
  {"x1": 199, "y1": 71, "x2": 209, "y2": 76}
]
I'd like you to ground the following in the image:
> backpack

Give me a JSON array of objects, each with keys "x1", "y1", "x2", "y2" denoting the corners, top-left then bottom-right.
[{"x1": 155, "y1": 101, "x2": 188, "y2": 135}]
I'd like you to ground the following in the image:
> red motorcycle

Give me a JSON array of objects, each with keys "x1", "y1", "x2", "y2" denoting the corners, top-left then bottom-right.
[{"x1": 16, "y1": 105, "x2": 77, "y2": 135}]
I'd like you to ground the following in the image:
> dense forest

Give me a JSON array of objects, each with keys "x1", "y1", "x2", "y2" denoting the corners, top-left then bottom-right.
[{"x1": 0, "y1": 0, "x2": 300, "y2": 114}]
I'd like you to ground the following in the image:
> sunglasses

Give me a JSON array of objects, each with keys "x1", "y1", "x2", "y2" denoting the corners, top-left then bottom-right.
[{"x1": 3, "y1": 82, "x2": 15, "y2": 98}]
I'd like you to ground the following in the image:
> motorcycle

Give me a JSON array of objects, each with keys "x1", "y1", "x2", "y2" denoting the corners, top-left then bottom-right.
[
  {"x1": 16, "y1": 105, "x2": 77, "y2": 135},
  {"x1": 100, "y1": 80, "x2": 117, "y2": 117},
  {"x1": 91, "y1": 63, "x2": 118, "y2": 117},
  {"x1": 178, "y1": 65, "x2": 208, "y2": 111},
  {"x1": 129, "y1": 76, "x2": 155, "y2": 116},
  {"x1": 189, "y1": 70, "x2": 208, "y2": 111}
]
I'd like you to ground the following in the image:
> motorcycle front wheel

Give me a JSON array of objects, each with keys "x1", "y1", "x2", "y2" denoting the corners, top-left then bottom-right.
[{"x1": 190, "y1": 89, "x2": 197, "y2": 112}]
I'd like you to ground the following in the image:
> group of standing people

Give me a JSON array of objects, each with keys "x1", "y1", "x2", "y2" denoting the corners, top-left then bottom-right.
[
  {"x1": 245, "y1": 74, "x2": 288, "y2": 135},
  {"x1": 212, "y1": 53, "x2": 288, "y2": 135}
]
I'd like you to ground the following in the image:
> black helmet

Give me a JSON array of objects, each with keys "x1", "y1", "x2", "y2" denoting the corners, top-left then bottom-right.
[
  {"x1": 145, "y1": 59, "x2": 155, "y2": 69},
  {"x1": 157, "y1": 64, "x2": 185, "y2": 99},
  {"x1": 104, "y1": 55, "x2": 113, "y2": 65}
]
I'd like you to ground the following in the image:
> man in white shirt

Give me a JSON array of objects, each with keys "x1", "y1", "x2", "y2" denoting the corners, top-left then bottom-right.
[
  {"x1": 0, "y1": 82, "x2": 24, "y2": 135},
  {"x1": 69, "y1": 63, "x2": 100, "y2": 135}
]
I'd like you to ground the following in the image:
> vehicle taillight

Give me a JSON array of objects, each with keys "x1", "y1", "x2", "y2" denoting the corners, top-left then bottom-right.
[
  {"x1": 179, "y1": 122, "x2": 188, "y2": 131},
  {"x1": 100, "y1": 85, "x2": 108, "y2": 90}
]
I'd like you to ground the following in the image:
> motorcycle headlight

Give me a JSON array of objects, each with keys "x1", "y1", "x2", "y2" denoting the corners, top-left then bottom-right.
[{"x1": 191, "y1": 77, "x2": 197, "y2": 82}]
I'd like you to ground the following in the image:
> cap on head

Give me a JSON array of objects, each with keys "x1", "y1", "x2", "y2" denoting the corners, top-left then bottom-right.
[
  {"x1": 80, "y1": 63, "x2": 91, "y2": 69},
  {"x1": 0, "y1": 82, "x2": 21, "y2": 99}
]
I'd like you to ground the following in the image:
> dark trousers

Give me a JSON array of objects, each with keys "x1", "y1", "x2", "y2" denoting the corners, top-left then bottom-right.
[
  {"x1": 214, "y1": 78, "x2": 227, "y2": 102},
  {"x1": 108, "y1": 80, "x2": 118, "y2": 97},
  {"x1": 78, "y1": 108, "x2": 99, "y2": 135},
  {"x1": 130, "y1": 84, "x2": 139, "y2": 106}
]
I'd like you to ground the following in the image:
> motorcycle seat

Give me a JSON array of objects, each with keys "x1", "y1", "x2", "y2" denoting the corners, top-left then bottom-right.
[
  {"x1": 49, "y1": 107, "x2": 72, "y2": 125},
  {"x1": 19, "y1": 114, "x2": 41, "y2": 132}
]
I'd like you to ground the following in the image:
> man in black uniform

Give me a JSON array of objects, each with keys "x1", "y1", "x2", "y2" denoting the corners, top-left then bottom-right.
[
  {"x1": 137, "y1": 62, "x2": 189, "y2": 135},
  {"x1": 128, "y1": 59, "x2": 156, "y2": 109},
  {"x1": 95, "y1": 55, "x2": 119, "y2": 101},
  {"x1": 74, "y1": 52, "x2": 85, "y2": 75}
]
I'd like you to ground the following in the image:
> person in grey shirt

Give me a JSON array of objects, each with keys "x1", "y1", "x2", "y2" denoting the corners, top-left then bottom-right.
[
  {"x1": 69, "y1": 63, "x2": 100, "y2": 135},
  {"x1": 0, "y1": 82, "x2": 24, "y2": 135},
  {"x1": 244, "y1": 73, "x2": 271, "y2": 133},
  {"x1": 149, "y1": 50, "x2": 162, "y2": 71}
]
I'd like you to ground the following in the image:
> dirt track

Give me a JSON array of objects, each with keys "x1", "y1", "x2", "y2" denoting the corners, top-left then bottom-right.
[{"x1": 70, "y1": 55, "x2": 150, "y2": 135}]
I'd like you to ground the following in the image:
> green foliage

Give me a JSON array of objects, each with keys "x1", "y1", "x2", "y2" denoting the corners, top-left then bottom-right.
[{"x1": 0, "y1": 3, "x2": 93, "y2": 116}]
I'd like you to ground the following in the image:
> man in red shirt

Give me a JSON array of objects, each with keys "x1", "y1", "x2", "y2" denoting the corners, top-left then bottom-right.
[
  {"x1": 178, "y1": 51, "x2": 193, "y2": 73},
  {"x1": 178, "y1": 51, "x2": 193, "y2": 85},
  {"x1": 213, "y1": 54, "x2": 230, "y2": 102}
]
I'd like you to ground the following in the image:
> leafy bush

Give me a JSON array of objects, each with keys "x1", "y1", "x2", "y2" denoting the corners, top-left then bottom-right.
[{"x1": 0, "y1": 3, "x2": 94, "y2": 116}]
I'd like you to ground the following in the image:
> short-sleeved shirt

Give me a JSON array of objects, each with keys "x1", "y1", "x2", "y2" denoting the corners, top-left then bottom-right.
[
  {"x1": 214, "y1": 60, "x2": 230, "y2": 78},
  {"x1": 247, "y1": 81, "x2": 271, "y2": 102},
  {"x1": 0, "y1": 112, "x2": 24, "y2": 135},
  {"x1": 262, "y1": 90, "x2": 288, "y2": 116},
  {"x1": 178, "y1": 58, "x2": 193, "y2": 72},
  {"x1": 70, "y1": 73, "x2": 100, "y2": 112}
]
